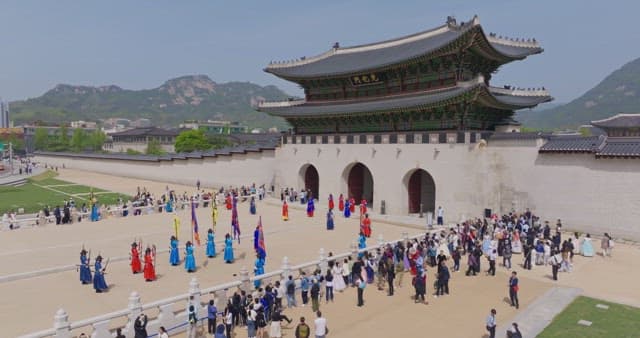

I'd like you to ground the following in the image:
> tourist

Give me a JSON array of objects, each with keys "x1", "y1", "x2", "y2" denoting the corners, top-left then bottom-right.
[
  {"x1": 206, "y1": 229, "x2": 216, "y2": 258},
  {"x1": 325, "y1": 270, "x2": 334, "y2": 303},
  {"x1": 207, "y1": 299, "x2": 217, "y2": 335},
  {"x1": 247, "y1": 302, "x2": 257, "y2": 338},
  {"x1": 437, "y1": 206, "x2": 444, "y2": 225},
  {"x1": 452, "y1": 245, "x2": 462, "y2": 272},
  {"x1": 436, "y1": 260, "x2": 450, "y2": 296},
  {"x1": 158, "y1": 326, "x2": 169, "y2": 338},
  {"x1": 356, "y1": 275, "x2": 366, "y2": 307},
  {"x1": 93, "y1": 255, "x2": 108, "y2": 293},
  {"x1": 300, "y1": 272, "x2": 310, "y2": 306},
  {"x1": 310, "y1": 278, "x2": 321, "y2": 312},
  {"x1": 169, "y1": 236, "x2": 180, "y2": 266},
  {"x1": 413, "y1": 269, "x2": 427, "y2": 304},
  {"x1": 79, "y1": 248, "x2": 92, "y2": 285},
  {"x1": 295, "y1": 316, "x2": 311, "y2": 338},
  {"x1": 184, "y1": 241, "x2": 196, "y2": 272},
  {"x1": 314, "y1": 311, "x2": 328, "y2": 338},
  {"x1": 509, "y1": 271, "x2": 519, "y2": 309},
  {"x1": 487, "y1": 248, "x2": 497, "y2": 276},
  {"x1": 550, "y1": 249, "x2": 561, "y2": 281},
  {"x1": 187, "y1": 305, "x2": 198, "y2": 338},
  {"x1": 269, "y1": 311, "x2": 283, "y2": 338},
  {"x1": 224, "y1": 305, "x2": 234, "y2": 338},
  {"x1": 602, "y1": 233, "x2": 613, "y2": 257},
  {"x1": 326, "y1": 209, "x2": 334, "y2": 230},
  {"x1": 133, "y1": 313, "x2": 148, "y2": 338},
  {"x1": 508, "y1": 323, "x2": 523, "y2": 338},
  {"x1": 249, "y1": 196, "x2": 256, "y2": 215},
  {"x1": 582, "y1": 233, "x2": 594, "y2": 257},
  {"x1": 486, "y1": 309, "x2": 497, "y2": 338},
  {"x1": 386, "y1": 258, "x2": 396, "y2": 296},
  {"x1": 286, "y1": 275, "x2": 297, "y2": 307},
  {"x1": 523, "y1": 241, "x2": 532, "y2": 270},
  {"x1": 143, "y1": 247, "x2": 156, "y2": 282},
  {"x1": 215, "y1": 323, "x2": 226, "y2": 338},
  {"x1": 503, "y1": 239, "x2": 512, "y2": 269},
  {"x1": 224, "y1": 233, "x2": 234, "y2": 263},
  {"x1": 332, "y1": 262, "x2": 347, "y2": 292},
  {"x1": 275, "y1": 280, "x2": 285, "y2": 310}
]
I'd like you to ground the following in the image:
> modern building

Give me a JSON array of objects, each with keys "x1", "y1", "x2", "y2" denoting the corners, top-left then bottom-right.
[
  {"x1": 0, "y1": 99, "x2": 9, "y2": 128},
  {"x1": 106, "y1": 127, "x2": 180, "y2": 153},
  {"x1": 180, "y1": 120, "x2": 248, "y2": 134}
]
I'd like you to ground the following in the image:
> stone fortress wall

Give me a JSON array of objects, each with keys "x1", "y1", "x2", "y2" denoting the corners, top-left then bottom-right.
[{"x1": 35, "y1": 135, "x2": 640, "y2": 240}]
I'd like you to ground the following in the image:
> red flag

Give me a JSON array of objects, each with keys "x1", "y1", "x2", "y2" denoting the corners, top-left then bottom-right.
[{"x1": 191, "y1": 200, "x2": 201, "y2": 245}]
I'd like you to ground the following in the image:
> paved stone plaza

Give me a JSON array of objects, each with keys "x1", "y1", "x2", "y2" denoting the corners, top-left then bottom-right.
[{"x1": 3, "y1": 169, "x2": 640, "y2": 337}]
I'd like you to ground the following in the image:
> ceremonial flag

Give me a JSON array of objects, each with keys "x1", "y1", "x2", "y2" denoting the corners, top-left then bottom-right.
[
  {"x1": 257, "y1": 216, "x2": 266, "y2": 259},
  {"x1": 173, "y1": 214, "x2": 180, "y2": 239},
  {"x1": 231, "y1": 195, "x2": 241, "y2": 243},
  {"x1": 211, "y1": 198, "x2": 218, "y2": 231},
  {"x1": 191, "y1": 200, "x2": 201, "y2": 245}
]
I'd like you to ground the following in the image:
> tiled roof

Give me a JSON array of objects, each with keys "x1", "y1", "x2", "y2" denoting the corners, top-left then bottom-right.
[
  {"x1": 591, "y1": 114, "x2": 640, "y2": 128},
  {"x1": 265, "y1": 16, "x2": 542, "y2": 79},
  {"x1": 490, "y1": 132, "x2": 550, "y2": 141},
  {"x1": 110, "y1": 127, "x2": 179, "y2": 137},
  {"x1": 596, "y1": 138, "x2": 640, "y2": 158},
  {"x1": 538, "y1": 136, "x2": 605, "y2": 153}
]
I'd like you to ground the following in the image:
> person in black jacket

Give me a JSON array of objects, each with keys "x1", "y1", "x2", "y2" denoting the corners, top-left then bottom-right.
[
  {"x1": 134, "y1": 313, "x2": 148, "y2": 338},
  {"x1": 436, "y1": 260, "x2": 450, "y2": 296}
]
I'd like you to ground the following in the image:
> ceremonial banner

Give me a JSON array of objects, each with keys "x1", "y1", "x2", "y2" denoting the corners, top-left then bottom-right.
[{"x1": 191, "y1": 200, "x2": 201, "y2": 245}]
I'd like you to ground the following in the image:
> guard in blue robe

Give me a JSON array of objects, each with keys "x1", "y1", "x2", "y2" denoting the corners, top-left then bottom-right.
[
  {"x1": 307, "y1": 198, "x2": 315, "y2": 217},
  {"x1": 79, "y1": 249, "x2": 92, "y2": 284},
  {"x1": 93, "y1": 256, "x2": 108, "y2": 293},
  {"x1": 169, "y1": 236, "x2": 180, "y2": 265},
  {"x1": 90, "y1": 203, "x2": 99, "y2": 222},
  {"x1": 326, "y1": 210, "x2": 334, "y2": 230},
  {"x1": 254, "y1": 256, "x2": 265, "y2": 288},
  {"x1": 358, "y1": 233, "x2": 367, "y2": 258},
  {"x1": 165, "y1": 200, "x2": 173, "y2": 213},
  {"x1": 206, "y1": 229, "x2": 216, "y2": 258},
  {"x1": 254, "y1": 226, "x2": 260, "y2": 252},
  {"x1": 184, "y1": 241, "x2": 196, "y2": 272},
  {"x1": 344, "y1": 200, "x2": 351, "y2": 218},
  {"x1": 249, "y1": 197, "x2": 257, "y2": 215},
  {"x1": 224, "y1": 234, "x2": 234, "y2": 263}
]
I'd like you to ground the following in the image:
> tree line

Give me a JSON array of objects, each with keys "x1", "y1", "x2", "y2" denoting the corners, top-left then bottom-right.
[{"x1": 34, "y1": 126, "x2": 106, "y2": 152}]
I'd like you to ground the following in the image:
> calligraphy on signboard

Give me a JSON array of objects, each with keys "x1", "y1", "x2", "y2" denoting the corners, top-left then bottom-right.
[{"x1": 350, "y1": 72, "x2": 385, "y2": 86}]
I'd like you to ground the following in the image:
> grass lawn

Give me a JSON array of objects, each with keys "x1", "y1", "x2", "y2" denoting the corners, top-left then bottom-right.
[
  {"x1": 0, "y1": 171, "x2": 131, "y2": 214},
  {"x1": 538, "y1": 296, "x2": 640, "y2": 338}
]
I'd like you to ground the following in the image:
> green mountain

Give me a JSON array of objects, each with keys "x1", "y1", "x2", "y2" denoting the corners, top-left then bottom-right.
[
  {"x1": 517, "y1": 57, "x2": 640, "y2": 130},
  {"x1": 10, "y1": 75, "x2": 291, "y2": 130}
]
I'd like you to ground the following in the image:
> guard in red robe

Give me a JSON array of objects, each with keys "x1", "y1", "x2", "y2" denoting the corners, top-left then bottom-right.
[
  {"x1": 349, "y1": 197, "x2": 356, "y2": 213},
  {"x1": 338, "y1": 194, "x2": 344, "y2": 212},
  {"x1": 328, "y1": 194, "x2": 334, "y2": 211},
  {"x1": 360, "y1": 199, "x2": 367, "y2": 215},
  {"x1": 225, "y1": 194, "x2": 232, "y2": 210},
  {"x1": 362, "y1": 213, "x2": 372, "y2": 238},
  {"x1": 130, "y1": 242, "x2": 142, "y2": 274},
  {"x1": 143, "y1": 247, "x2": 156, "y2": 281},
  {"x1": 282, "y1": 201, "x2": 289, "y2": 221}
]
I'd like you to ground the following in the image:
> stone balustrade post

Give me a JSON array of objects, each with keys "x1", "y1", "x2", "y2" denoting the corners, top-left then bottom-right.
[
  {"x1": 215, "y1": 289, "x2": 228, "y2": 310},
  {"x1": 157, "y1": 303, "x2": 177, "y2": 335},
  {"x1": 124, "y1": 291, "x2": 142, "y2": 336},
  {"x1": 318, "y1": 248, "x2": 328, "y2": 275},
  {"x1": 90, "y1": 320, "x2": 110, "y2": 338},
  {"x1": 281, "y1": 256, "x2": 291, "y2": 280},
  {"x1": 239, "y1": 266, "x2": 251, "y2": 292},
  {"x1": 53, "y1": 308, "x2": 71, "y2": 338}
]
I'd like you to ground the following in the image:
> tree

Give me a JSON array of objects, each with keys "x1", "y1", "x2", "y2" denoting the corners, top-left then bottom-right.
[
  {"x1": 146, "y1": 138, "x2": 165, "y2": 155},
  {"x1": 59, "y1": 124, "x2": 70, "y2": 147},
  {"x1": 88, "y1": 130, "x2": 107, "y2": 152},
  {"x1": 70, "y1": 128, "x2": 87, "y2": 152},
  {"x1": 207, "y1": 135, "x2": 233, "y2": 149},
  {"x1": 174, "y1": 129, "x2": 211, "y2": 153},
  {"x1": 34, "y1": 127, "x2": 49, "y2": 151}
]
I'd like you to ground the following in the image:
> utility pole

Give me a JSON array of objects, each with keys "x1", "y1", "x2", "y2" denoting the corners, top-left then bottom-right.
[{"x1": 9, "y1": 142, "x2": 13, "y2": 175}]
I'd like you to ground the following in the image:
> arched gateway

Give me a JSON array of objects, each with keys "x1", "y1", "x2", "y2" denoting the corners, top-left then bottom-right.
[
  {"x1": 405, "y1": 169, "x2": 436, "y2": 214},
  {"x1": 299, "y1": 164, "x2": 319, "y2": 199},
  {"x1": 343, "y1": 162, "x2": 374, "y2": 204}
]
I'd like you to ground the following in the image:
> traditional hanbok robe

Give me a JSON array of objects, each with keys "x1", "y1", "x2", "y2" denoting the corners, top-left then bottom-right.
[
  {"x1": 338, "y1": 194, "x2": 344, "y2": 212},
  {"x1": 349, "y1": 198, "x2": 356, "y2": 213},
  {"x1": 184, "y1": 245, "x2": 196, "y2": 272},
  {"x1": 206, "y1": 232, "x2": 216, "y2": 257},
  {"x1": 165, "y1": 200, "x2": 173, "y2": 213},
  {"x1": 361, "y1": 217, "x2": 371, "y2": 237},
  {"x1": 225, "y1": 195, "x2": 232, "y2": 210},
  {"x1": 250, "y1": 199, "x2": 256, "y2": 215},
  {"x1": 360, "y1": 200, "x2": 367, "y2": 215},
  {"x1": 358, "y1": 234, "x2": 367, "y2": 258},
  {"x1": 224, "y1": 237, "x2": 234, "y2": 263},
  {"x1": 326, "y1": 210, "x2": 334, "y2": 230},
  {"x1": 169, "y1": 239, "x2": 180, "y2": 265},
  {"x1": 130, "y1": 247, "x2": 142, "y2": 274},
  {"x1": 482, "y1": 235, "x2": 492, "y2": 256},
  {"x1": 143, "y1": 252, "x2": 156, "y2": 281},
  {"x1": 79, "y1": 254, "x2": 92, "y2": 284},
  {"x1": 332, "y1": 265, "x2": 346, "y2": 291},
  {"x1": 93, "y1": 261, "x2": 108, "y2": 292},
  {"x1": 511, "y1": 231, "x2": 523, "y2": 254},
  {"x1": 254, "y1": 257, "x2": 265, "y2": 288},
  {"x1": 306, "y1": 198, "x2": 315, "y2": 217},
  {"x1": 344, "y1": 200, "x2": 351, "y2": 218},
  {"x1": 90, "y1": 204, "x2": 99, "y2": 222},
  {"x1": 282, "y1": 202, "x2": 289, "y2": 221},
  {"x1": 582, "y1": 238, "x2": 594, "y2": 257},
  {"x1": 328, "y1": 194, "x2": 334, "y2": 211}
]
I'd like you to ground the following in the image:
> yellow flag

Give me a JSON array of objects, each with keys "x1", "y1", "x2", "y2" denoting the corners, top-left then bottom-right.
[
  {"x1": 211, "y1": 199, "x2": 218, "y2": 231},
  {"x1": 173, "y1": 215, "x2": 180, "y2": 240}
]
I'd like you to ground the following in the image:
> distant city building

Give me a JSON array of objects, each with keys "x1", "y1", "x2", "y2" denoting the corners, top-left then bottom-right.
[
  {"x1": 179, "y1": 120, "x2": 248, "y2": 134},
  {"x1": 106, "y1": 127, "x2": 180, "y2": 153},
  {"x1": 131, "y1": 118, "x2": 152, "y2": 128},
  {"x1": 0, "y1": 99, "x2": 10, "y2": 128},
  {"x1": 70, "y1": 120, "x2": 97, "y2": 129}
]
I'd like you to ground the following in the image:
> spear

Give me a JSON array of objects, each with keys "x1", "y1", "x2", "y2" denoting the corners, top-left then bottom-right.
[
  {"x1": 152, "y1": 244, "x2": 157, "y2": 276},
  {"x1": 103, "y1": 258, "x2": 111, "y2": 273}
]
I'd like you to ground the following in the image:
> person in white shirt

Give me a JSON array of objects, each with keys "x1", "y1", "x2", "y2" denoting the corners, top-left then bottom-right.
[
  {"x1": 314, "y1": 311, "x2": 328, "y2": 338},
  {"x1": 437, "y1": 206, "x2": 444, "y2": 225}
]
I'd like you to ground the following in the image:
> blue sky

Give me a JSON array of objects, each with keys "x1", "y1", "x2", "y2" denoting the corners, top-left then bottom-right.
[{"x1": 1, "y1": 0, "x2": 639, "y2": 104}]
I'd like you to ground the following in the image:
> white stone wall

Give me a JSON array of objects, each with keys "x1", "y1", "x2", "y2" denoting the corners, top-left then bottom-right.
[{"x1": 35, "y1": 140, "x2": 640, "y2": 240}]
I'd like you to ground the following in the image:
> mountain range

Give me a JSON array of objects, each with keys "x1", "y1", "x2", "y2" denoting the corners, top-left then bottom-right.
[
  {"x1": 517, "y1": 57, "x2": 640, "y2": 129},
  {"x1": 9, "y1": 75, "x2": 291, "y2": 130}
]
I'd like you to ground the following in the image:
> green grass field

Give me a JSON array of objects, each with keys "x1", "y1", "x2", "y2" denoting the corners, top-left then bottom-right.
[
  {"x1": 0, "y1": 171, "x2": 131, "y2": 213},
  {"x1": 538, "y1": 296, "x2": 640, "y2": 338}
]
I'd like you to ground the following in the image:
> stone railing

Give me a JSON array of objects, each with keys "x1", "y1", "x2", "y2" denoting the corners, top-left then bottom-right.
[{"x1": 19, "y1": 232, "x2": 423, "y2": 338}]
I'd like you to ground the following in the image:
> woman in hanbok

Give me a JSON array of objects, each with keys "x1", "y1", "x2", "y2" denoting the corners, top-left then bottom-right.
[
  {"x1": 169, "y1": 236, "x2": 180, "y2": 266},
  {"x1": 282, "y1": 201, "x2": 289, "y2": 221},
  {"x1": 206, "y1": 229, "x2": 216, "y2": 258},
  {"x1": 328, "y1": 194, "x2": 334, "y2": 211},
  {"x1": 130, "y1": 242, "x2": 142, "y2": 274},
  {"x1": 581, "y1": 233, "x2": 594, "y2": 257},
  {"x1": 93, "y1": 255, "x2": 108, "y2": 293},
  {"x1": 338, "y1": 194, "x2": 344, "y2": 212},
  {"x1": 344, "y1": 199, "x2": 351, "y2": 218},
  {"x1": 79, "y1": 249, "x2": 92, "y2": 284},
  {"x1": 349, "y1": 197, "x2": 356, "y2": 213},
  {"x1": 224, "y1": 233, "x2": 234, "y2": 263},
  {"x1": 254, "y1": 254, "x2": 265, "y2": 288},
  {"x1": 225, "y1": 194, "x2": 232, "y2": 210},
  {"x1": 306, "y1": 197, "x2": 315, "y2": 217},
  {"x1": 572, "y1": 232, "x2": 582, "y2": 256},
  {"x1": 358, "y1": 232, "x2": 367, "y2": 258},
  {"x1": 184, "y1": 241, "x2": 196, "y2": 273},
  {"x1": 511, "y1": 230, "x2": 523, "y2": 254},
  {"x1": 326, "y1": 210, "x2": 334, "y2": 230},
  {"x1": 143, "y1": 247, "x2": 156, "y2": 281},
  {"x1": 332, "y1": 262, "x2": 346, "y2": 292},
  {"x1": 249, "y1": 196, "x2": 256, "y2": 215}
]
